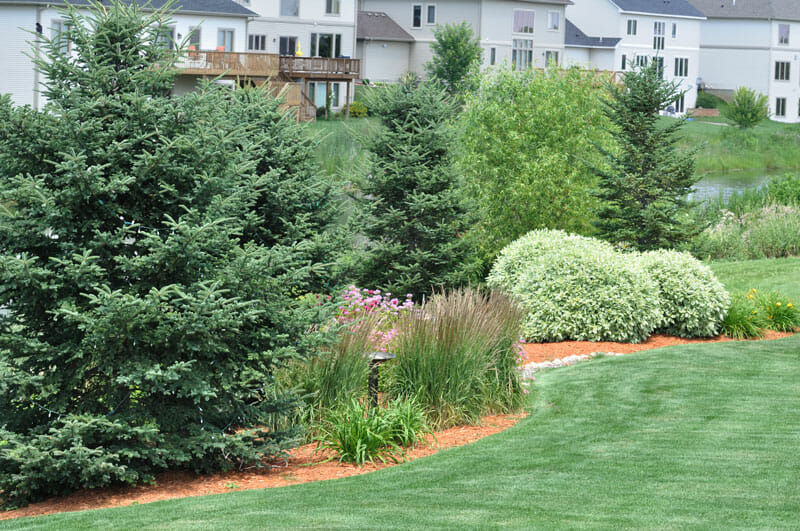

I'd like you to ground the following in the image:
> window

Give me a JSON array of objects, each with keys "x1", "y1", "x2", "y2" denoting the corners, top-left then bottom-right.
[
  {"x1": 545, "y1": 50, "x2": 559, "y2": 66},
  {"x1": 775, "y1": 61, "x2": 790, "y2": 81},
  {"x1": 653, "y1": 21, "x2": 665, "y2": 50},
  {"x1": 279, "y1": 36, "x2": 297, "y2": 55},
  {"x1": 426, "y1": 4, "x2": 436, "y2": 24},
  {"x1": 671, "y1": 23, "x2": 677, "y2": 38},
  {"x1": 326, "y1": 0, "x2": 340, "y2": 15},
  {"x1": 311, "y1": 33, "x2": 341, "y2": 57},
  {"x1": 217, "y1": 29, "x2": 234, "y2": 52},
  {"x1": 779, "y1": 24, "x2": 790, "y2": 45},
  {"x1": 156, "y1": 26, "x2": 175, "y2": 50},
  {"x1": 248, "y1": 34, "x2": 266, "y2": 51},
  {"x1": 627, "y1": 19, "x2": 637, "y2": 36},
  {"x1": 798, "y1": 98, "x2": 800, "y2": 117},
  {"x1": 621, "y1": 54, "x2": 627, "y2": 70},
  {"x1": 635, "y1": 55, "x2": 648, "y2": 68},
  {"x1": 51, "y1": 20, "x2": 71, "y2": 54},
  {"x1": 776, "y1": 97, "x2": 787, "y2": 117},
  {"x1": 674, "y1": 94, "x2": 685, "y2": 113},
  {"x1": 281, "y1": 0, "x2": 299, "y2": 16},
  {"x1": 674, "y1": 57, "x2": 688, "y2": 77},
  {"x1": 547, "y1": 11, "x2": 559, "y2": 31},
  {"x1": 412, "y1": 4, "x2": 422, "y2": 28},
  {"x1": 512, "y1": 38, "x2": 533, "y2": 69},
  {"x1": 652, "y1": 56, "x2": 664, "y2": 78},
  {"x1": 513, "y1": 10, "x2": 535, "y2": 34},
  {"x1": 309, "y1": 82, "x2": 340, "y2": 107},
  {"x1": 188, "y1": 26, "x2": 201, "y2": 50},
  {"x1": 489, "y1": 47, "x2": 496, "y2": 66}
]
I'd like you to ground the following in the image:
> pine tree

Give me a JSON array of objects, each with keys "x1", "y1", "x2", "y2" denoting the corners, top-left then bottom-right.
[
  {"x1": 0, "y1": 1, "x2": 335, "y2": 507},
  {"x1": 355, "y1": 80, "x2": 477, "y2": 300},
  {"x1": 595, "y1": 61, "x2": 700, "y2": 250}
]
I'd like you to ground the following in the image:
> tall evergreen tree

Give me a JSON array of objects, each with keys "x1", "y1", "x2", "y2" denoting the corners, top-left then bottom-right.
[
  {"x1": 0, "y1": 1, "x2": 335, "y2": 507},
  {"x1": 595, "y1": 60, "x2": 700, "y2": 250},
  {"x1": 355, "y1": 79, "x2": 477, "y2": 300}
]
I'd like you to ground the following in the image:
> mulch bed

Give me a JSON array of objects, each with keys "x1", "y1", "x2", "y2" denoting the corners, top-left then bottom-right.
[{"x1": 3, "y1": 329, "x2": 795, "y2": 521}]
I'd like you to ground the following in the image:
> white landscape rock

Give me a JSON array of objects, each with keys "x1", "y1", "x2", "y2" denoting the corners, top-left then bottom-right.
[{"x1": 519, "y1": 352, "x2": 627, "y2": 379}]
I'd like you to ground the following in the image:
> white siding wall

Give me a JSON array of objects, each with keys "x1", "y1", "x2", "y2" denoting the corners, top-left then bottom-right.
[
  {"x1": 769, "y1": 20, "x2": 800, "y2": 122},
  {"x1": 1, "y1": 6, "x2": 38, "y2": 108},
  {"x1": 565, "y1": 0, "x2": 618, "y2": 36}
]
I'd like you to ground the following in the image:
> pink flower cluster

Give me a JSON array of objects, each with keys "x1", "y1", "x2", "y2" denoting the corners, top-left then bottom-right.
[{"x1": 335, "y1": 286, "x2": 414, "y2": 352}]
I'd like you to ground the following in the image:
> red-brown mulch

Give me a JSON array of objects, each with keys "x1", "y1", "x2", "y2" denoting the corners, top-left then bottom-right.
[
  {"x1": 520, "y1": 330, "x2": 794, "y2": 364},
  {"x1": 4, "y1": 329, "x2": 796, "y2": 521},
  {"x1": 0, "y1": 413, "x2": 526, "y2": 521}
]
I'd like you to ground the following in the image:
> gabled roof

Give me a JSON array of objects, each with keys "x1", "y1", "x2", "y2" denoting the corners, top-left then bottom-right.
[
  {"x1": 0, "y1": 0, "x2": 256, "y2": 17},
  {"x1": 565, "y1": 18, "x2": 620, "y2": 47},
  {"x1": 688, "y1": 0, "x2": 800, "y2": 21},
  {"x1": 608, "y1": 0, "x2": 705, "y2": 18},
  {"x1": 357, "y1": 11, "x2": 414, "y2": 42}
]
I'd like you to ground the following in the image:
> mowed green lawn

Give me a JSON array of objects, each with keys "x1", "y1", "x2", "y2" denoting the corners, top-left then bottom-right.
[{"x1": 4, "y1": 258, "x2": 798, "y2": 529}]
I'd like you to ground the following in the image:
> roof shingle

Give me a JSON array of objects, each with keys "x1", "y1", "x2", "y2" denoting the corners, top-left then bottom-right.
[
  {"x1": 688, "y1": 0, "x2": 800, "y2": 21},
  {"x1": 565, "y1": 19, "x2": 620, "y2": 47},
  {"x1": 0, "y1": 0, "x2": 256, "y2": 17},
  {"x1": 609, "y1": 0, "x2": 704, "y2": 18},
  {"x1": 357, "y1": 11, "x2": 415, "y2": 42}
]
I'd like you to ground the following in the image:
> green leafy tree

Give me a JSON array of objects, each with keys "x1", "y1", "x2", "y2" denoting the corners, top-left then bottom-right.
[
  {"x1": 721, "y1": 87, "x2": 770, "y2": 128},
  {"x1": 595, "y1": 60, "x2": 700, "y2": 250},
  {"x1": 458, "y1": 66, "x2": 612, "y2": 269},
  {"x1": 425, "y1": 22, "x2": 483, "y2": 96},
  {"x1": 0, "y1": 1, "x2": 336, "y2": 507},
  {"x1": 355, "y1": 79, "x2": 477, "y2": 299}
]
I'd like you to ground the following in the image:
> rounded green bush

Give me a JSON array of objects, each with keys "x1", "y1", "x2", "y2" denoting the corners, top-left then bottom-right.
[
  {"x1": 487, "y1": 230, "x2": 662, "y2": 343},
  {"x1": 639, "y1": 250, "x2": 730, "y2": 338}
]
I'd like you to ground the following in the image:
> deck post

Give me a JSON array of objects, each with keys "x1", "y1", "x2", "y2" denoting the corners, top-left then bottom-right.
[
  {"x1": 325, "y1": 81, "x2": 330, "y2": 120},
  {"x1": 345, "y1": 80, "x2": 351, "y2": 120}
]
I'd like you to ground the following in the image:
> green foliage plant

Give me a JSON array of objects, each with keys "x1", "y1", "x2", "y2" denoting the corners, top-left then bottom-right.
[
  {"x1": 722, "y1": 87, "x2": 769, "y2": 128},
  {"x1": 695, "y1": 91, "x2": 723, "y2": 109},
  {"x1": 487, "y1": 230, "x2": 663, "y2": 343},
  {"x1": 756, "y1": 291, "x2": 800, "y2": 332},
  {"x1": 349, "y1": 100, "x2": 369, "y2": 118},
  {"x1": 388, "y1": 288, "x2": 526, "y2": 428},
  {"x1": 355, "y1": 79, "x2": 478, "y2": 300},
  {"x1": 315, "y1": 398, "x2": 431, "y2": 465},
  {"x1": 720, "y1": 295, "x2": 766, "y2": 340},
  {"x1": 0, "y1": 1, "x2": 338, "y2": 507},
  {"x1": 458, "y1": 66, "x2": 611, "y2": 270},
  {"x1": 596, "y1": 60, "x2": 700, "y2": 250},
  {"x1": 425, "y1": 22, "x2": 483, "y2": 96},
  {"x1": 766, "y1": 173, "x2": 800, "y2": 205},
  {"x1": 639, "y1": 250, "x2": 730, "y2": 337}
]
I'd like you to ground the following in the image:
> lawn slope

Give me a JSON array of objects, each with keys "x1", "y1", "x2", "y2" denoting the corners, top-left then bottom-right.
[{"x1": 5, "y1": 334, "x2": 800, "y2": 529}]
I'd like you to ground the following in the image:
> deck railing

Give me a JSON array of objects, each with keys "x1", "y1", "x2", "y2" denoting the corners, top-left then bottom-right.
[
  {"x1": 178, "y1": 51, "x2": 360, "y2": 80},
  {"x1": 178, "y1": 51, "x2": 280, "y2": 77}
]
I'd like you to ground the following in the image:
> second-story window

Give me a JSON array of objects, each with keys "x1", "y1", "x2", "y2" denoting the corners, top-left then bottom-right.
[
  {"x1": 326, "y1": 0, "x2": 340, "y2": 15},
  {"x1": 217, "y1": 29, "x2": 234, "y2": 52},
  {"x1": 513, "y1": 10, "x2": 535, "y2": 34},
  {"x1": 156, "y1": 26, "x2": 175, "y2": 50},
  {"x1": 627, "y1": 19, "x2": 637, "y2": 35},
  {"x1": 52, "y1": 20, "x2": 72, "y2": 54},
  {"x1": 775, "y1": 61, "x2": 791, "y2": 81},
  {"x1": 547, "y1": 12, "x2": 559, "y2": 31},
  {"x1": 779, "y1": 24, "x2": 790, "y2": 45},
  {"x1": 427, "y1": 5, "x2": 436, "y2": 24},
  {"x1": 674, "y1": 57, "x2": 688, "y2": 77},
  {"x1": 248, "y1": 34, "x2": 266, "y2": 51},
  {"x1": 281, "y1": 0, "x2": 299, "y2": 17},
  {"x1": 653, "y1": 21, "x2": 665, "y2": 50},
  {"x1": 188, "y1": 26, "x2": 201, "y2": 50},
  {"x1": 672, "y1": 23, "x2": 677, "y2": 38},
  {"x1": 412, "y1": 5, "x2": 422, "y2": 28},
  {"x1": 311, "y1": 32, "x2": 341, "y2": 58}
]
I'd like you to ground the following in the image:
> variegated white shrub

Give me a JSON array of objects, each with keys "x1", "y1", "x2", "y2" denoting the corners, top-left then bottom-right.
[
  {"x1": 487, "y1": 230, "x2": 662, "y2": 343},
  {"x1": 639, "y1": 250, "x2": 730, "y2": 338}
]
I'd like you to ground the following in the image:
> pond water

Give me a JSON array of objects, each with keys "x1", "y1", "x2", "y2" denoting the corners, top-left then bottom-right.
[{"x1": 691, "y1": 169, "x2": 796, "y2": 201}]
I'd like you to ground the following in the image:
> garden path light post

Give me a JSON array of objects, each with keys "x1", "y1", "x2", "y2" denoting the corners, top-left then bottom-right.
[{"x1": 367, "y1": 351, "x2": 395, "y2": 411}]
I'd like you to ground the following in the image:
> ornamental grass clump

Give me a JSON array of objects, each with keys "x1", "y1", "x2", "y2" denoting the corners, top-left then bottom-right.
[
  {"x1": 720, "y1": 295, "x2": 766, "y2": 340},
  {"x1": 755, "y1": 291, "x2": 800, "y2": 332},
  {"x1": 639, "y1": 250, "x2": 730, "y2": 337},
  {"x1": 388, "y1": 288, "x2": 526, "y2": 428},
  {"x1": 487, "y1": 230, "x2": 662, "y2": 343}
]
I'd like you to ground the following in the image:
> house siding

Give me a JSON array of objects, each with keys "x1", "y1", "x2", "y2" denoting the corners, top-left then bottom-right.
[{"x1": 1, "y1": 6, "x2": 38, "y2": 108}]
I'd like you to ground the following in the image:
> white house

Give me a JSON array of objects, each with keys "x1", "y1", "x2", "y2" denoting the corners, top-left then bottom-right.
[
  {"x1": 243, "y1": 0, "x2": 358, "y2": 109},
  {"x1": 0, "y1": 0, "x2": 256, "y2": 109},
  {"x1": 356, "y1": 0, "x2": 572, "y2": 82},
  {"x1": 688, "y1": 0, "x2": 800, "y2": 123},
  {"x1": 566, "y1": 0, "x2": 705, "y2": 114}
]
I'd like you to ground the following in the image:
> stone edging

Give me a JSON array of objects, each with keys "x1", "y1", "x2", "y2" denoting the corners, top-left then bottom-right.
[{"x1": 519, "y1": 352, "x2": 626, "y2": 380}]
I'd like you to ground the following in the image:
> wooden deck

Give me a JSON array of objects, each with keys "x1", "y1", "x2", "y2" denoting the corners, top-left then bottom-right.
[{"x1": 178, "y1": 52, "x2": 360, "y2": 81}]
